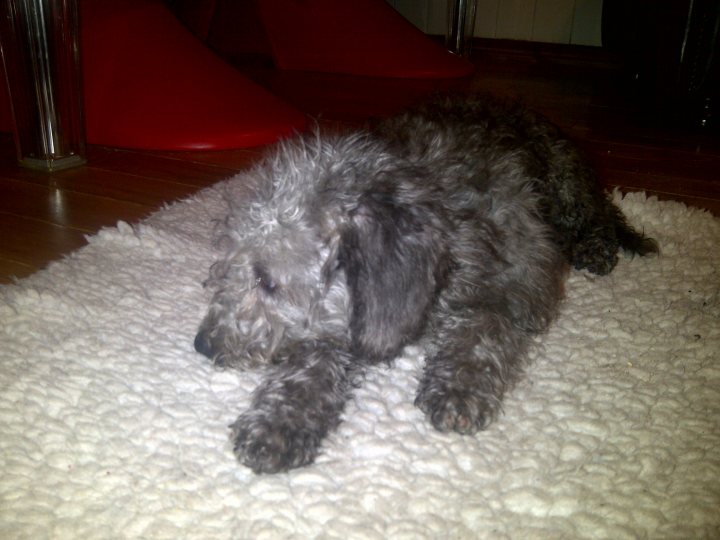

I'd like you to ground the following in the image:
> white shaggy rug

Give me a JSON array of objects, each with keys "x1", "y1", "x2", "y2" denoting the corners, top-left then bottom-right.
[{"x1": 1, "y1": 184, "x2": 718, "y2": 539}]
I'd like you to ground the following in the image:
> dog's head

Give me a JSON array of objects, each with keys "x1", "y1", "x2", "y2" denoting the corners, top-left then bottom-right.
[{"x1": 194, "y1": 133, "x2": 450, "y2": 368}]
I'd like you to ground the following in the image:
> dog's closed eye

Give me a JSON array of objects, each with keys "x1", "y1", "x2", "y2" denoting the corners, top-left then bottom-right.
[{"x1": 253, "y1": 263, "x2": 278, "y2": 294}]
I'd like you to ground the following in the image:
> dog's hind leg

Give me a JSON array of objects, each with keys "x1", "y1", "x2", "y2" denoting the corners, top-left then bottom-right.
[
  {"x1": 536, "y1": 143, "x2": 657, "y2": 275},
  {"x1": 230, "y1": 340, "x2": 357, "y2": 474}
]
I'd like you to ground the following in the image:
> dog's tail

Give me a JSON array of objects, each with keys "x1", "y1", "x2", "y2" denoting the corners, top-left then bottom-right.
[{"x1": 612, "y1": 206, "x2": 659, "y2": 257}]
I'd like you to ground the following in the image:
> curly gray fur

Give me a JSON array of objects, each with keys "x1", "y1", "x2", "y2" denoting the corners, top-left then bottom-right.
[{"x1": 194, "y1": 95, "x2": 657, "y2": 473}]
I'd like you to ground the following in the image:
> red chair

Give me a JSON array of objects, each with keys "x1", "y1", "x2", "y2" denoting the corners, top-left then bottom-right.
[
  {"x1": 80, "y1": 0, "x2": 306, "y2": 150},
  {"x1": 254, "y1": 0, "x2": 474, "y2": 78}
]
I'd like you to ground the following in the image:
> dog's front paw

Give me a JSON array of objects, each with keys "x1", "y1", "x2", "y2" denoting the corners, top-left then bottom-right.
[
  {"x1": 415, "y1": 384, "x2": 500, "y2": 435},
  {"x1": 230, "y1": 412, "x2": 321, "y2": 474}
]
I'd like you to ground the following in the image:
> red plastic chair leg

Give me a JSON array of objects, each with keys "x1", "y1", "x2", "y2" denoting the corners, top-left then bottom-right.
[
  {"x1": 81, "y1": 0, "x2": 306, "y2": 150},
  {"x1": 255, "y1": 0, "x2": 474, "y2": 78}
]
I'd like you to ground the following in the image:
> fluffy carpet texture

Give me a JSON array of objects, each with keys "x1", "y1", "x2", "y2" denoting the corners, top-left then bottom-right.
[{"x1": 1, "y1": 184, "x2": 718, "y2": 539}]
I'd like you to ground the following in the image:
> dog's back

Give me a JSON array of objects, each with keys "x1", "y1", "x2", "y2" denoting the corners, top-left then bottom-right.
[{"x1": 375, "y1": 95, "x2": 658, "y2": 275}]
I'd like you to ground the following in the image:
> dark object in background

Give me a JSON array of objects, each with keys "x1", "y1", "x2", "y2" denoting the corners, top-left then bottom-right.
[
  {"x1": 0, "y1": 0, "x2": 86, "y2": 170},
  {"x1": 603, "y1": 0, "x2": 719, "y2": 132}
]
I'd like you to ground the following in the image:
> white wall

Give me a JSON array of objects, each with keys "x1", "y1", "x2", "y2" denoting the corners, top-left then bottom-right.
[{"x1": 388, "y1": 0, "x2": 604, "y2": 46}]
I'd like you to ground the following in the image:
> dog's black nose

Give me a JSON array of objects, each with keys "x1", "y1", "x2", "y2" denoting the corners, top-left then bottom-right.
[{"x1": 194, "y1": 332, "x2": 213, "y2": 359}]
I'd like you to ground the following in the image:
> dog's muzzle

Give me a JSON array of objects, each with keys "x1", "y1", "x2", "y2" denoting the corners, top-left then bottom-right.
[{"x1": 193, "y1": 331, "x2": 214, "y2": 360}]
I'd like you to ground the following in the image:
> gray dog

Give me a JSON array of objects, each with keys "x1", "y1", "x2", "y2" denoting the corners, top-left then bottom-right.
[{"x1": 194, "y1": 96, "x2": 657, "y2": 474}]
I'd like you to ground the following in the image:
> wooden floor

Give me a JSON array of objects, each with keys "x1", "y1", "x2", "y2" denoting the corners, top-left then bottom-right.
[{"x1": 1, "y1": 41, "x2": 719, "y2": 284}]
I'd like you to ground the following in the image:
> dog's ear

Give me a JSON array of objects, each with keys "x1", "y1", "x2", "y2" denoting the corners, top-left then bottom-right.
[{"x1": 340, "y1": 188, "x2": 450, "y2": 361}]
